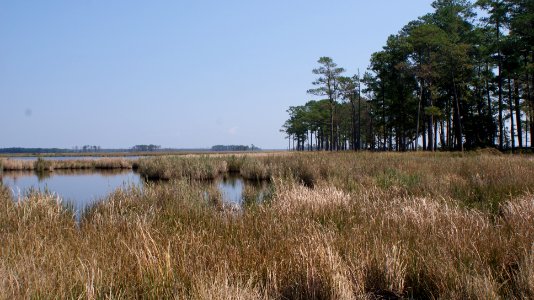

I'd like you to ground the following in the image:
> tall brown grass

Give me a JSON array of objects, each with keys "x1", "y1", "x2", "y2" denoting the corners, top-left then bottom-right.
[
  {"x1": 0, "y1": 159, "x2": 34, "y2": 171},
  {"x1": 137, "y1": 156, "x2": 227, "y2": 180},
  {"x1": 138, "y1": 152, "x2": 534, "y2": 211},
  {"x1": 1, "y1": 152, "x2": 533, "y2": 298}
]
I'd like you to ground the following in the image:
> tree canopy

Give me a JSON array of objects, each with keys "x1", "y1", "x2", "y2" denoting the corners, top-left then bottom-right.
[{"x1": 282, "y1": 0, "x2": 533, "y2": 152}]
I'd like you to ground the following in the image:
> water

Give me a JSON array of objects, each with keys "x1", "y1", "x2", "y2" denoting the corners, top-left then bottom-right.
[
  {"x1": 217, "y1": 175, "x2": 271, "y2": 206},
  {"x1": 1, "y1": 170, "x2": 141, "y2": 214},
  {"x1": 1, "y1": 170, "x2": 271, "y2": 215}
]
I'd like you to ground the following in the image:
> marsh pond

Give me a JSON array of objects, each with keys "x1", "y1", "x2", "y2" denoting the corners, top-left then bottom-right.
[{"x1": 1, "y1": 167, "x2": 272, "y2": 217}]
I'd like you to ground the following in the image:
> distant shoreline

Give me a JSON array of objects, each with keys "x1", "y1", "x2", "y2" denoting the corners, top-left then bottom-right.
[{"x1": 0, "y1": 150, "x2": 286, "y2": 158}]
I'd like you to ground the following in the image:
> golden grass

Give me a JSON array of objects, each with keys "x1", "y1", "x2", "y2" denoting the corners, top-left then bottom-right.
[
  {"x1": 137, "y1": 156, "x2": 228, "y2": 180},
  {"x1": 138, "y1": 152, "x2": 534, "y2": 210},
  {"x1": 1, "y1": 152, "x2": 533, "y2": 298},
  {"x1": 0, "y1": 159, "x2": 34, "y2": 171},
  {"x1": 0, "y1": 158, "x2": 133, "y2": 172}
]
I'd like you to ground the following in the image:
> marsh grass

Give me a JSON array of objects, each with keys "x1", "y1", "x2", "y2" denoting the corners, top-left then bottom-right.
[
  {"x1": 1, "y1": 152, "x2": 534, "y2": 299},
  {"x1": 226, "y1": 155, "x2": 246, "y2": 173},
  {"x1": 241, "y1": 181, "x2": 275, "y2": 208},
  {"x1": 0, "y1": 158, "x2": 133, "y2": 172},
  {"x1": 136, "y1": 152, "x2": 534, "y2": 211},
  {"x1": 0, "y1": 159, "x2": 34, "y2": 171},
  {"x1": 137, "y1": 156, "x2": 227, "y2": 180},
  {"x1": 34, "y1": 157, "x2": 53, "y2": 172}
]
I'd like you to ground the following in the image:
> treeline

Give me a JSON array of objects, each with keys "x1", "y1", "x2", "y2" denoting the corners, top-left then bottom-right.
[
  {"x1": 211, "y1": 145, "x2": 260, "y2": 151},
  {"x1": 74, "y1": 145, "x2": 101, "y2": 152},
  {"x1": 282, "y1": 0, "x2": 533, "y2": 152},
  {"x1": 0, "y1": 148, "x2": 69, "y2": 154},
  {"x1": 131, "y1": 145, "x2": 161, "y2": 152},
  {"x1": 0, "y1": 147, "x2": 105, "y2": 154}
]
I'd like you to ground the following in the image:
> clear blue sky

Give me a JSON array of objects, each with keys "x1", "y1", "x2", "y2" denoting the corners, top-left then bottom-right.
[{"x1": 1, "y1": 1, "x2": 434, "y2": 149}]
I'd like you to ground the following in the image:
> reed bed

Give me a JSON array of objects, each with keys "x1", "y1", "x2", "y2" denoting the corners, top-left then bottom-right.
[
  {"x1": 1, "y1": 152, "x2": 533, "y2": 299},
  {"x1": 0, "y1": 158, "x2": 133, "y2": 172},
  {"x1": 139, "y1": 152, "x2": 534, "y2": 211},
  {"x1": 137, "y1": 156, "x2": 228, "y2": 180},
  {"x1": 0, "y1": 159, "x2": 34, "y2": 171}
]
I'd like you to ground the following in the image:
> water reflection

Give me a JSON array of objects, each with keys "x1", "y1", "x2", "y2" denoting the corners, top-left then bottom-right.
[
  {"x1": 218, "y1": 176, "x2": 245, "y2": 204},
  {"x1": 1, "y1": 170, "x2": 141, "y2": 215},
  {"x1": 217, "y1": 175, "x2": 272, "y2": 206},
  {"x1": 1, "y1": 170, "x2": 272, "y2": 214}
]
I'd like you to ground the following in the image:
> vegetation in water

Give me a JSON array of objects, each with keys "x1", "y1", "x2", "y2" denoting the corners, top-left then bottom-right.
[
  {"x1": 137, "y1": 156, "x2": 228, "y2": 180},
  {"x1": 0, "y1": 158, "x2": 134, "y2": 172},
  {"x1": 34, "y1": 157, "x2": 53, "y2": 173}
]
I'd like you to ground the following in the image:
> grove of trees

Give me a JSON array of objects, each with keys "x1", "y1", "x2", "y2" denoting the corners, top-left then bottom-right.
[
  {"x1": 282, "y1": 0, "x2": 533, "y2": 152},
  {"x1": 131, "y1": 145, "x2": 161, "y2": 152},
  {"x1": 211, "y1": 145, "x2": 260, "y2": 151}
]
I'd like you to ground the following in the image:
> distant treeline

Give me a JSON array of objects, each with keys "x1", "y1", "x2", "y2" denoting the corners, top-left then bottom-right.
[
  {"x1": 0, "y1": 148, "x2": 69, "y2": 154},
  {"x1": 131, "y1": 145, "x2": 161, "y2": 152},
  {"x1": 74, "y1": 145, "x2": 101, "y2": 152},
  {"x1": 0, "y1": 146, "x2": 257, "y2": 155},
  {"x1": 211, "y1": 145, "x2": 260, "y2": 151},
  {"x1": 1, "y1": 146, "x2": 103, "y2": 154}
]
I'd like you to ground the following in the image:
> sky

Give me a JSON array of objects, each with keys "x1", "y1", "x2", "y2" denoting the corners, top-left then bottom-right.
[{"x1": 0, "y1": 1, "x2": 435, "y2": 149}]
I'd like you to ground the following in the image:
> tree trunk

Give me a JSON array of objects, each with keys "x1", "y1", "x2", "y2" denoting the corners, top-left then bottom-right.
[
  {"x1": 351, "y1": 101, "x2": 357, "y2": 151},
  {"x1": 391, "y1": 129, "x2": 394, "y2": 151},
  {"x1": 370, "y1": 114, "x2": 375, "y2": 150},
  {"x1": 422, "y1": 114, "x2": 427, "y2": 151},
  {"x1": 338, "y1": 125, "x2": 341, "y2": 151},
  {"x1": 485, "y1": 62, "x2": 495, "y2": 145},
  {"x1": 452, "y1": 78, "x2": 464, "y2": 152},
  {"x1": 309, "y1": 131, "x2": 312, "y2": 151},
  {"x1": 288, "y1": 134, "x2": 291, "y2": 151},
  {"x1": 429, "y1": 85, "x2": 434, "y2": 152},
  {"x1": 434, "y1": 121, "x2": 438, "y2": 150},
  {"x1": 508, "y1": 75, "x2": 515, "y2": 152},
  {"x1": 528, "y1": 70, "x2": 534, "y2": 149},
  {"x1": 514, "y1": 78, "x2": 522, "y2": 149},
  {"x1": 330, "y1": 101, "x2": 334, "y2": 151},
  {"x1": 497, "y1": 18, "x2": 504, "y2": 150},
  {"x1": 440, "y1": 120, "x2": 446, "y2": 150},
  {"x1": 447, "y1": 96, "x2": 452, "y2": 149},
  {"x1": 416, "y1": 80, "x2": 423, "y2": 151},
  {"x1": 531, "y1": 69, "x2": 534, "y2": 149},
  {"x1": 525, "y1": 112, "x2": 532, "y2": 148},
  {"x1": 381, "y1": 82, "x2": 387, "y2": 151},
  {"x1": 357, "y1": 70, "x2": 362, "y2": 151}
]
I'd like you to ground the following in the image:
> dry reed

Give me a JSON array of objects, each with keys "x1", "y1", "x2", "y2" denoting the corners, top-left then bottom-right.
[
  {"x1": 1, "y1": 152, "x2": 533, "y2": 298},
  {"x1": 0, "y1": 158, "x2": 133, "y2": 172}
]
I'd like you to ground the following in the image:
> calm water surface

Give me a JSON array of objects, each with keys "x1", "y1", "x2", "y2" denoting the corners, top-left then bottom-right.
[
  {"x1": 1, "y1": 170, "x2": 270, "y2": 215},
  {"x1": 217, "y1": 175, "x2": 271, "y2": 205},
  {"x1": 1, "y1": 170, "x2": 141, "y2": 213}
]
